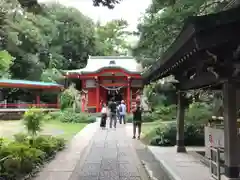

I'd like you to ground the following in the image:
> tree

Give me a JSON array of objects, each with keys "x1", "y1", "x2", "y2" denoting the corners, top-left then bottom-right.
[
  {"x1": 92, "y1": 0, "x2": 122, "y2": 9},
  {"x1": 0, "y1": 50, "x2": 13, "y2": 78},
  {"x1": 133, "y1": 0, "x2": 231, "y2": 68},
  {"x1": 18, "y1": 0, "x2": 122, "y2": 11},
  {"x1": 95, "y1": 19, "x2": 130, "y2": 56},
  {"x1": 42, "y1": 4, "x2": 98, "y2": 69}
]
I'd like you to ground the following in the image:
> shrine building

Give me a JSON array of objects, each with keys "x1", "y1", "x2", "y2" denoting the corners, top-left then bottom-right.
[{"x1": 65, "y1": 56, "x2": 143, "y2": 113}]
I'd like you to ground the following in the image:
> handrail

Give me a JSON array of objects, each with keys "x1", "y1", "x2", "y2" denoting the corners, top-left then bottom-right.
[
  {"x1": 0, "y1": 103, "x2": 59, "y2": 108},
  {"x1": 210, "y1": 147, "x2": 224, "y2": 180}
]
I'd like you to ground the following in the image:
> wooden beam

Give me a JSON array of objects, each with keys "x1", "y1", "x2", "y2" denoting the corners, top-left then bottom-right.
[{"x1": 179, "y1": 72, "x2": 218, "y2": 90}]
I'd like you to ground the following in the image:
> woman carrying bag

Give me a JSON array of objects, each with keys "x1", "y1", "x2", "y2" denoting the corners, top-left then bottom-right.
[{"x1": 100, "y1": 103, "x2": 107, "y2": 129}]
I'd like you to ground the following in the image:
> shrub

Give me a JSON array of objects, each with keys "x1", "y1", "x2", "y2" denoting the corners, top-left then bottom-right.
[
  {"x1": 126, "y1": 113, "x2": 157, "y2": 123},
  {"x1": 48, "y1": 111, "x2": 62, "y2": 120},
  {"x1": 13, "y1": 133, "x2": 28, "y2": 143},
  {"x1": 22, "y1": 108, "x2": 45, "y2": 137},
  {"x1": 87, "y1": 115, "x2": 96, "y2": 123},
  {"x1": 0, "y1": 142, "x2": 45, "y2": 177},
  {"x1": 154, "y1": 105, "x2": 177, "y2": 121},
  {"x1": 58, "y1": 109, "x2": 96, "y2": 123},
  {"x1": 126, "y1": 114, "x2": 133, "y2": 123},
  {"x1": 142, "y1": 112, "x2": 158, "y2": 122},
  {"x1": 185, "y1": 102, "x2": 212, "y2": 124},
  {"x1": 150, "y1": 122, "x2": 204, "y2": 146},
  {"x1": 0, "y1": 135, "x2": 66, "y2": 179},
  {"x1": 60, "y1": 85, "x2": 81, "y2": 111},
  {"x1": 31, "y1": 135, "x2": 65, "y2": 157}
]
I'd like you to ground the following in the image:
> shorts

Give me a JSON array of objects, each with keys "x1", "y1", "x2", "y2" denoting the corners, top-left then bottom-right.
[{"x1": 133, "y1": 121, "x2": 142, "y2": 129}]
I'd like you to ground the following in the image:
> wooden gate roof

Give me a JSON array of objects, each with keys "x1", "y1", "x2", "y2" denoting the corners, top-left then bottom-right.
[{"x1": 143, "y1": 6, "x2": 240, "y2": 90}]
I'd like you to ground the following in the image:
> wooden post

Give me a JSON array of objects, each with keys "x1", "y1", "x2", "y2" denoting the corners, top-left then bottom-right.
[
  {"x1": 95, "y1": 77, "x2": 100, "y2": 112},
  {"x1": 223, "y1": 79, "x2": 240, "y2": 179},
  {"x1": 176, "y1": 91, "x2": 186, "y2": 153},
  {"x1": 127, "y1": 77, "x2": 131, "y2": 113},
  {"x1": 57, "y1": 94, "x2": 60, "y2": 109},
  {"x1": 36, "y1": 93, "x2": 40, "y2": 108}
]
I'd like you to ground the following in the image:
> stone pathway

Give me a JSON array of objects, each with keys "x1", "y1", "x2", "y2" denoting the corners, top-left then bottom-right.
[
  {"x1": 34, "y1": 122, "x2": 99, "y2": 180},
  {"x1": 70, "y1": 124, "x2": 149, "y2": 180}
]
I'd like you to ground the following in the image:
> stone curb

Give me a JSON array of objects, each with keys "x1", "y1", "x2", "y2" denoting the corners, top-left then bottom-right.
[
  {"x1": 147, "y1": 146, "x2": 182, "y2": 180},
  {"x1": 141, "y1": 160, "x2": 159, "y2": 180}
]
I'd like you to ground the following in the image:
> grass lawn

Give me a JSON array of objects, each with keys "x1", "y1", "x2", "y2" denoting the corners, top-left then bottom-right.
[
  {"x1": 43, "y1": 120, "x2": 87, "y2": 140},
  {"x1": 0, "y1": 120, "x2": 87, "y2": 141}
]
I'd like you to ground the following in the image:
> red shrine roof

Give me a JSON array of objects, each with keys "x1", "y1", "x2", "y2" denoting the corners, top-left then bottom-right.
[{"x1": 65, "y1": 56, "x2": 143, "y2": 75}]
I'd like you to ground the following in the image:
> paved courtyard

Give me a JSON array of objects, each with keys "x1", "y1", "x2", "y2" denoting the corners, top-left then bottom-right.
[{"x1": 71, "y1": 124, "x2": 149, "y2": 180}]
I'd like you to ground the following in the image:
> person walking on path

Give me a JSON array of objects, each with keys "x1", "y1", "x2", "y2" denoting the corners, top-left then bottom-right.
[
  {"x1": 100, "y1": 103, "x2": 107, "y2": 129},
  {"x1": 132, "y1": 98, "x2": 144, "y2": 139},
  {"x1": 108, "y1": 98, "x2": 117, "y2": 128},
  {"x1": 119, "y1": 100, "x2": 126, "y2": 124}
]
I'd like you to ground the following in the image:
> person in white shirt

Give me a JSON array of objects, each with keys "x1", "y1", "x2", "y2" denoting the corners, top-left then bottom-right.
[
  {"x1": 119, "y1": 100, "x2": 127, "y2": 124},
  {"x1": 100, "y1": 103, "x2": 107, "y2": 129}
]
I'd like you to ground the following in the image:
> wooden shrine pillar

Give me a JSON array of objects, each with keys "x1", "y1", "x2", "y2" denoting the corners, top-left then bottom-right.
[
  {"x1": 127, "y1": 77, "x2": 131, "y2": 113},
  {"x1": 222, "y1": 79, "x2": 240, "y2": 179},
  {"x1": 35, "y1": 90, "x2": 40, "y2": 108},
  {"x1": 176, "y1": 91, "x2": 186, "y2": 153},
  {"x1": 95, "y1": 77, "x2": 100, "y2": 112},
  {"x1": 57, "y1": 94, "x2": 60, "y2": 109}
]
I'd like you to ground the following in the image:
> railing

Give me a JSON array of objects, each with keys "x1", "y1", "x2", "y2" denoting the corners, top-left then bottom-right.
[
  {"x1": 0, "y1": 103, "x2": 59, "y2": 109},
  {"x1": 210, "y1": 147, "x2": 224, "y2": 180}
]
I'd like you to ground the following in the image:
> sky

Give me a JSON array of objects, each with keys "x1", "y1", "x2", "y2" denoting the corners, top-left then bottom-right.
[{"x1": 38, "y1": 0, "x2": 152, "y2": 31}]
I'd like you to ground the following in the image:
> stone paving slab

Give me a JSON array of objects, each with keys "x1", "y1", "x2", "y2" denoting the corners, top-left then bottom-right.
[
  {"x1": 74, "y1": 124, "x2": 149, "y2": 180},
  {"x1": 148, "y1": 146, "x2": 211, "y2": 180}
]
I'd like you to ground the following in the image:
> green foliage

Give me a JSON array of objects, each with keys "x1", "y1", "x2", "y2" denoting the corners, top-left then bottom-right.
[
  {"x1": 0, "y1": 142, "x2": 44, "y2": 177},
  {"x1": 31, "y1": 135, "x2": 65, "y2": 156},
  {"x1": 185, "y1": 102, "x2": 212, "y2": 124},
  {"x1": 22, "y1": 108, "x2": 45, "y2": 137},
  {"x1": 126, "y1": 114, "x2": 133, "y2": 123},
  {"x1": 143, "y1": 81, "x2": 176, "y2": 110},
  {"x1": 92, "y1": 0, "x2": 122, "y2": 9},
  {"x1": 0, "y1": 134, "x2": 65, "y2": 179},
  {"x1": 95, "y1": 19, "x2": 130, "y2": 56},
  {"x1": 133, "y1": 0, "x2": 230, "y2": 67},
  {"x1": 126, "y1": 112, "x2": 158, "y2": 123},
  {"x1": 48, "y1": 111, "x2": 62, "y2": 120},
  {"x1": 145, "y1": 102, "x2": 212, "y2": 146},
  {"x1": 18, "y1": 0, "x2": 122, "y2": 11},
  {"x1": 154, "y1": 105, "x2": 177, "y2": 121},
  {"x1": 0, "y1": 50, "x2": 13, "y2": 78},
  {"x1": 13, "y1": 133, "x2": 28, "y2": 143},
  {"x1": 58, "y1": 109, "x2": 96, "y2": 124},
  {"x1": 48, "y1": 109, "x2": 96, "y2": 124},
  {"x1": 150, "y1": 122, "x2": 204, "y2": 146},
  {"x1": 60, "y1": 84, "x2": 80, "y2": 111}
]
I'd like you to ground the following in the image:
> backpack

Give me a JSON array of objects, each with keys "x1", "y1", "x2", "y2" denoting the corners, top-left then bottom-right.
[
  {"x1": 119, "y1": 105, "x2": 123, "y2": 112},
  {"x1": 110, "y1": 102, "x2": 117, "y2": 113}
]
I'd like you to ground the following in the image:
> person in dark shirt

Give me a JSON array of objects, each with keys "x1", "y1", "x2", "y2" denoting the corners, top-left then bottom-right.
[
  {"x1": 132, "y1": 98, "x2": 143, "y2": 139},
  {"x1": 108, "y1": 97, "x2": 117, "y2": 128}
]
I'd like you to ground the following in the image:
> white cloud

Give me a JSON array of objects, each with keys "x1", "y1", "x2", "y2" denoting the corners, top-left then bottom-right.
[{"x1": 38, "y1": 0, "x2": 151, "y2": 31}]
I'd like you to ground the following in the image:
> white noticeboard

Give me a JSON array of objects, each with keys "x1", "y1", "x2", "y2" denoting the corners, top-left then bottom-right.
[
  {"x1": 204, "y1": 126, "x2": 224, "y2": 159},
  {"x1": 86, "y1": 79, "x2": 96, "y2": 88}
]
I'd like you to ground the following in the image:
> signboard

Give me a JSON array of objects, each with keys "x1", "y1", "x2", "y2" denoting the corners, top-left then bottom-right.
[
  {"x1": 86, "y1": 79, "x2": 96, "y2": 88},
  {"x1": 204, "y1": 127, "x2": 224, "y2": 158}
]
